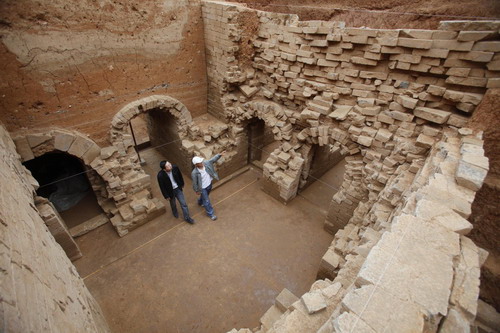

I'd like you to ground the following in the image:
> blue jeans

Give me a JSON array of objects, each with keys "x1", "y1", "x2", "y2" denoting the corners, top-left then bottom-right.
[
  {"x1": 198, "y1": 183, "x2": 214, "y2": 217},
  {"x1": 170, "y1": 188, "x2": 191, "y2": 220}
]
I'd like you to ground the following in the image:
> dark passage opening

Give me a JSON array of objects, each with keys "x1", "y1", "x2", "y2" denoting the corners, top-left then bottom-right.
[
  {"x1": 23, "y1": 151, "x2": 104, "y2": 229},
  {"x1": 306, "y1": 145, "x2": 344, "y2": 187},
  {"x1": 247, "y1": 118, "x2": 277, "y2": 168},
  {"x1": 147, "y1": 108, "x2": 187, "y2": 171}
]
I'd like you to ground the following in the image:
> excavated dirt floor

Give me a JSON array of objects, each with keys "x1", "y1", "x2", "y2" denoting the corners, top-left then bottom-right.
[{"x1": 73, "y1": 148, "x2": 343, "y2": 332}]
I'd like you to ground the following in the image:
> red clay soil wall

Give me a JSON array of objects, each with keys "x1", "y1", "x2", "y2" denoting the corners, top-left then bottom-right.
[
  {"x1": 231, "y1": 0, "x2": 500, "y2": 29},
  {"x1": 0, "y1": 0, "x2": 207, "y2": 146},
  {"x1": 469, "y1": 89, "x2": 500, "y2": 311}
]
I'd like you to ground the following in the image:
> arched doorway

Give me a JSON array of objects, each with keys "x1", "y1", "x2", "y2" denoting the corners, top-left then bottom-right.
[
  {"x1": 13, "y1": 129, "x2": 113, "y2": 237},
  {"x1": 110, "y1": 95, "x2": 194, "y2": 172},
  {"x1": 24, "y1": 151, "x2": 105, "y2": 230}
]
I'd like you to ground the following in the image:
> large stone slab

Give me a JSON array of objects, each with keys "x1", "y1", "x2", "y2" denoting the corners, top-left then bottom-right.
[
  {"x1": 357, "y1": 216, "x2": 456, "y2": 317},
  {"x1": 332, "y1": 312, "x2": 376, "y2": 333},
  {"x1": 68, "y1": 134, "x2": 94, "y2": 158},
  {"x1": 414, "y1": 106, "x2": 451, "y2": 124},
  {"x1": 415, "y1": 199, "x2": 473, "y2": 235},
  {"x1": 342, "y1": 285, "x2": 425, "y2": 332},
  {"x1": 13, "y1": 136, "x2": 34, "y2": 161},
  {"x1": 455, "y1": 160, "x2": 488, "y2": 191},
  {"x1": 301, "y1": 291, "x2": 327, "y2": 314},
  {"x1": 260, "y1": 305, "x2": 282, "y2": 330},
  {"x1": 275, "y1": 288, "x2": 299, "y2": 312},
  {"x1": 53, "y1": 130, "x2": 76, "y2": 152},
  {"x1": 450, "y1": 236, "x2": 481, "y2": 320}
]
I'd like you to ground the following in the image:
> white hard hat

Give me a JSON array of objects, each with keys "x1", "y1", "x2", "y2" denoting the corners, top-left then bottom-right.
[{"x1": 192, "y1": 156, "x2": 204, "y2": 164}]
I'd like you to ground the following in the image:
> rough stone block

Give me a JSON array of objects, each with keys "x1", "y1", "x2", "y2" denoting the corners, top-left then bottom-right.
[
  {"x1": 432, "y1": 39, "x2": 474, "y2": 51},
  {"x1": 357, "y1": 215, "x2": 456, "y2": 317},
  {"x1": 450, "y1": 236, "x2": 481, "y2": 320},
  {"x1": 68, "y1": 134, "x2": 94, "y2": 158},
  {"x1": 414, "y1": 106, "x2": 451, "y2": 124},
  {"x1": 259, "y1": 305, "x2": 282, "y2": 330},
  {"x1": 415, "y1": 199, "x2": 473, "y2": 235},
  {"x1": 342, "y1": 285, "x2": 425, "y2": 332},
  {"x1": 438, "y1": 20, "x2": 500, "y2": 32},
  {"x1": 239, "y1": 85, "x2": 259, "y2": 98},
  {"x1": 396, "y1": 95, "x2": 418, "y2": 109},
  {"x1": 300, "y1": 108, "x2": 321, "y2": 120},
  {"x1": 332, "y1": 312, "x2": 376, "y2": 333},
  {"x1": 275, "y1": 289, "x2": 299, "y2": 312},
  {"x1": 26, "y1": 133, "x2": 52, "y2": 148},
  {"x1": 322, "y1": 282, "x2": 342, "y2": 299},
  {"x1": 459, "y1": 51, "x2": 494, "y2": 62},
  {"x1": 357, "y1": 136, "x2": 373, "y2": 147},
  {"x1": 455, "y1": 160, "x2": 488, "y2": 191},
  {"x1": 416, "y1": 133, "x2": 435, "y2": 148},
  {"x1": 301, "y1": 291, "x2": 327, "y2": 314},
  {"x1": 413, "y1": 48, "x2": 450, "y2": 58},
  {"x1": 473, "y1": 41, "x2": 500, "y2": 52},
  {"x1": 13, "y1": 136, "x2": 34, "y2": 161},
  {"x1": 351, "y1": 57, "x2": 377, "y2": 66},
  {"x1": 328, "y1": 105, "x2": 352, "y2": 121},
  {"x1": 53, "y1": 131, "x2": 76, "y2": 152},
  {"x1": 100, "y1": 146, "x2": 117, "y2": 160},
  {"x1": 440, "y1": 308, "x2": 472, "y2": 333},
  {"x1": 82, "y1": 144, "x2": 101, "y2": 165},
  {"x1": 446, "y1": 76, "x2": 487, "y2": 87},
  {"x1": 398, "y1": 38, "x2": 432, "y2": 49}
]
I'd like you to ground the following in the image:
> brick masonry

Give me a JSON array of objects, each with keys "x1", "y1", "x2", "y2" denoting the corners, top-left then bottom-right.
[
  {"x1": 0, "y1": 123, "x2": 109, "y2": 332},
  {"x1": 199, "y1": 1, "x2": 496, "y2": 332}
]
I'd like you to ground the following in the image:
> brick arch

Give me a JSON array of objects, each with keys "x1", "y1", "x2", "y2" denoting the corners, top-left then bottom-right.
[
  {"x1": 110, "y1": 94, "x2": 193, "y2": 145},
  {"x1": 12, "y1": 128, "x2": 114, "y2": 220}
]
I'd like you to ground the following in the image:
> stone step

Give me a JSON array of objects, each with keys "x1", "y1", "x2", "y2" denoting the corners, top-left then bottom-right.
[
  {"x1": 70, "y1": 213, "x2": 109, "y2": 238},
  {"x1": 275, "y1": 288, "x2": 299, "y2": 312},
  {"x1": 259, "y1": 305, "x2": 284, "y2": 331}
]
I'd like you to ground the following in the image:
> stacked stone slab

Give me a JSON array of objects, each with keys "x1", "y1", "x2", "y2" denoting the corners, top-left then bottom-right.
[
  {"x1": 231, "y1": 128, "x2": 489, "y2": 333},
  {"x1": 201, "y1": 1, "x2": 498, "y2": 332},
  {"x1": 201, "y1": 0, "x2": 499, "y2": 212},
  {"x1": 0, "y1": 124, "x2": 109, "y2": 332},
  {"x1": 35, "y1": 197, "x2": 82, "y2": 261}
]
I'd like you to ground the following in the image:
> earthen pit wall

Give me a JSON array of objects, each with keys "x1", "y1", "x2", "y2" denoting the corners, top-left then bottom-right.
[
  {"x1": 0, "y1": 1, "x2": 208, "y2": 146},
  {"x1": 0, "y1": 123, "x2": 109, "y2": 332}
]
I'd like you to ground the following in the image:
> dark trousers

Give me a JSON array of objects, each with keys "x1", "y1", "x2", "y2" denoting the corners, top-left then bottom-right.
[{"x1": 169, "y1": 188, "x2": 191, "y2": 220}]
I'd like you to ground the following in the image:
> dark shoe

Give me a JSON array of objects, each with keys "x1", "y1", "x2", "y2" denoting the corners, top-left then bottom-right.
[
  {"x1": 210, "y1": 215, "x2": 217, "y2": 221},
  {"x1": 185, "y1": 218, "x2": 195, "y2": 224},
  {"x1": 173, "y1": 213, "x2": 179, "y2": 218}
]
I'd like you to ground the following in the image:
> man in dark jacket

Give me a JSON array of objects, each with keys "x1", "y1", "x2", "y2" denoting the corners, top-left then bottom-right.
[{"x1": 157, "y1": 161, "x2": 195, "y2": 224}]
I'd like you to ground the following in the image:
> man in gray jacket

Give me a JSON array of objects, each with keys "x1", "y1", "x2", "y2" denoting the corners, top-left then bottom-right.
[{"x1": 191, "y1": 151, "x2": 225, "y2": 220}]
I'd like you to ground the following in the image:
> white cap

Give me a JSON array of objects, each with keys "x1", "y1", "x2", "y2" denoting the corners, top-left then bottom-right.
[{"x1": 192, "y1": 156, "x2": 204, "y2": 164}]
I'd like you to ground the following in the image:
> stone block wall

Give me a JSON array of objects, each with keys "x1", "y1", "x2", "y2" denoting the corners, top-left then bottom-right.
[
  {"x1": 202, "y1": 1, "x2": 240, "y2": 119},
  {"x1": 35, "y1": 197, "x2": 82, "y2": 261},
  {"x1": 0, "y1": 123, "x2": 109, "y2": 332},
  {"x1": 200, "y1": 1, "x2": 497, "y2": 331},
  {"x1": 200, "y1": 0, "x2": 499, "y2": 229},
  {"x1": 234, "y1": 128, "x2": 489, "y2": 333}
]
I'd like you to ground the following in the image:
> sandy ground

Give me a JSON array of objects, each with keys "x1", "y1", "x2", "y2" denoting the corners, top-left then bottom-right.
[{"x1": 72, "y1": 148, "x2": 345, "y2": 332}]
